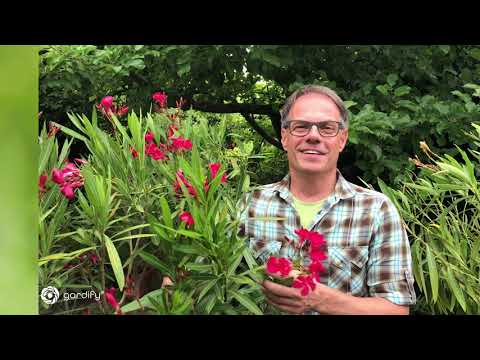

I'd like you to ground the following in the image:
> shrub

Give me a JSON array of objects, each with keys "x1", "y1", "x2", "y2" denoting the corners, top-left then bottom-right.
[{"x1": 379, "y1": 125, "x2": 480, "y2": 314}]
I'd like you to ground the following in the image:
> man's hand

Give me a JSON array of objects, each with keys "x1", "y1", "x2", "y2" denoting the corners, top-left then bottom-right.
[
  {"x1": 262, "y1": 272, "x2": 336, "y2": 314},
  {"x1": 262, "y1": 272, "x2": 409, "y2": 315}
]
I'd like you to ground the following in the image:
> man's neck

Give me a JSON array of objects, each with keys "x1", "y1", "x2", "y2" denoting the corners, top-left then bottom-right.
[{"x1": 289, "y1": 169, "x2": 337, "y2": 203}]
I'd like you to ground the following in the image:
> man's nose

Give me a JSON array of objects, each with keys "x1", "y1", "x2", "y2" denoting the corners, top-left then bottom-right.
[{"x1": 305, "y1": 124, "x2": 322, "y2": 140}]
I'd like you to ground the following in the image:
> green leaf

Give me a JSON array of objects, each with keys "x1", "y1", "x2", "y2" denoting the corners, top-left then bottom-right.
[
  {"x1": 227, "y1": 251, "x2": 244, "y2": 277},
  {"x1": 229, "y1": 290, "x2": 263, "y2": 315},
  {"x1": 426, "y1": 245, "x2": 438, "y2": 303},
  {"x1": 445, "y1": 268, "x2": 467, "y2": 312},
  {"x1": 39, "y1": 138, "x2": 54, "y2": 176},
  {"x1": 386, "y1": 74, "x2": 398, "y2": 87},
  {"x1": 198, "y1": 279, "x2": 219, "y2": 302},
  {"x1": 38, "y1": 246, "x2": 95, "y2": 266},
  {"x1": 343, "y1": 100, "x2": 357, "y2": 109},
  {"x1": 439, "y1": 45, "x2": 450, "y2": 54},
  {"x1": 159, "y1": 197, "x2": 173, "y2": 229},
  {"x1": 156, "y1": 223, "x2": 203, "y2": 240},
  {"x1": 138, "y1": 251, "x2": 175, "y2": 279},
  {"x1": 104, "y1": 234, "x2": 125, "y2": 291},
  {"x1": 394, "y1": 86, "x2": 411, "y2": 97},
  {"x1": 111, "y1": 224, "x2": 150, "y2": 239},
  {"x1": 52, "y1": 122, "x2": 88, "y2": 143},
  {"x1": 177, "y1": 63, "x2": 191, "y2": 77},
  {"x1": 121, "y1": 289, "x2": 164, "y2": 313},
  {"x1": 469, "y1": 48, "x2": 480, "y2": 61}
]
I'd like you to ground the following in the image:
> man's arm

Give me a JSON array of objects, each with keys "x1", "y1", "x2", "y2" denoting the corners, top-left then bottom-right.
[
  {"x1": 263, "y1": 196, "x2": 415, "y2": 315},
  {"x1": 263, "y1": 279, "x2": 408, "y2": 315}
]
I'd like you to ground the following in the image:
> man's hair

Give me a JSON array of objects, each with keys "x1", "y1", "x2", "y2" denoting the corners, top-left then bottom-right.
[{"x1": 279, "y1": 85, "x2": 348, "y2": 129}]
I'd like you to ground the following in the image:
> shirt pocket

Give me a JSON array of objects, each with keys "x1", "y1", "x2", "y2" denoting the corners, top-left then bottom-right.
[
  {"x1": 328, "y1": 246, "x2": 369, "y2": 296},
  {"x1": 248, "y1": 237, "x2": 283, "y2": 262}
]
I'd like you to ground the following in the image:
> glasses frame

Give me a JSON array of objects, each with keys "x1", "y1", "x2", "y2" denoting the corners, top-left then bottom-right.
[{"x1": 284, "y1": 120, "x2": 345, "y2": 137}]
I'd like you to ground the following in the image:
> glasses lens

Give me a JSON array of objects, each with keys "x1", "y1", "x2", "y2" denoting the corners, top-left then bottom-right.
[
  {"x1": 289, "y1": 121, "x2": 340, "y2": 136},
  {"x1": 319, "y1": 121, "x2": 339, "y2": 136},
  {"x1": 290, "y1": 121, "x2": 310, "y2": 136}
]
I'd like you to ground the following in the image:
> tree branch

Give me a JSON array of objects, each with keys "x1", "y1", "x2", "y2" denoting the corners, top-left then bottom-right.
[
  {"x1": 191, "y1": 100, "x2": 278, "y2": 116},
  {"x1": 241, "y1": 112, "x2": 283, "y2": 149},
  {"x1": 185, "y1": 98, "x2": 283, "y2": 148}
]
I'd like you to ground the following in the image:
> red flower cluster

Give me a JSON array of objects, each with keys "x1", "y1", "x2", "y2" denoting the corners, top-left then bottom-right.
[
  {"x1": 152, "y1": 92, "x2": 168, "y2": 108},
  {"x1": 63, "y1": 251, "x2": 99, "y2": 270},
  {"x1": 96, "y1": 96, "x2": 129, "y2": 119},
  {"x1": 145, "y1": 143, "x2": 168, "y2": 160},
  {"x1": 39, "y1": 173, "x2": 48, "y2": 195},
  {"x1": 170, "y1": 136, "x2": 193, "y2": 151},
  {"x1": 179, "y1": 211, "x2": 195, "y2": 228},
  {"x1": 266, "y1": 257, "x2": 292, "y2": 277},
  {"x1": 265, "y1": 229, "x2": 327, "y2": 297},
  {"x1": 292, "y1": 275, "x2": 316, "y2": 296},
  {"x1": 51, "y1": 161, "x2": 84, "y2": 200},
  {"x1": 173, "y1": 170, "x2": 197, "y2": 197},
  {"x1": 204, "y1": 162, "x2": 228, "y2": 192},
  {"x1": 130, "y1": 147, "x2": 139, "y2": 158},
  {"x1": 104, "y1": 287, "x2": 122, "y2": 315}
]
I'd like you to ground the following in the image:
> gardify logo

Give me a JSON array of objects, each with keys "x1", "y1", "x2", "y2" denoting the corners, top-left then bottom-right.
[{"x1": 40, "y1": 286, "x2": 60, "y2": 304}]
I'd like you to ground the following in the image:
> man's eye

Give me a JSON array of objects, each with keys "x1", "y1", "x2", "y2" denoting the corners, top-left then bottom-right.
[
  {"x1": 294, "y1": 124, "x2": 309, "y2": 130},
  {"x1": 321, "y1": 124, "x2": 336, "y2": 131}
]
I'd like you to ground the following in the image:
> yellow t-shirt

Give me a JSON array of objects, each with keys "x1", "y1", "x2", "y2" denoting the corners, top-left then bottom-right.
[{"x1": 291, "y1": 195, "x2": 325, "y2": 229}]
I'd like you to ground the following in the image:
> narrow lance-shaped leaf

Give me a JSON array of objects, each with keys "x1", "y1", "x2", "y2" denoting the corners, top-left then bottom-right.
[
  {"x1": 426, "y1": 244, "x2": 439, "y2": 303},
  {"x1": 104, "y1": 234, "x2": 125, "y2": 291}
]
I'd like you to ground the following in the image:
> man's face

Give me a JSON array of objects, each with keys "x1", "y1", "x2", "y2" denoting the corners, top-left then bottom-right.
[{"x1": 281, "y1": 93, "x2": 348, "y2": 176}]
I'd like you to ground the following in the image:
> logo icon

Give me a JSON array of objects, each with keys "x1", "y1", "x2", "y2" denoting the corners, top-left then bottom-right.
[{"x1": 40, "y1": 286, "x2": 60, "y2": 304}]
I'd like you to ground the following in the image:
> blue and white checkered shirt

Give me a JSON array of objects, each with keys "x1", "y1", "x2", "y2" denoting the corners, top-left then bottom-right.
[{"x1": 238, "y1": 171, "x2": 416, "y2": 306}]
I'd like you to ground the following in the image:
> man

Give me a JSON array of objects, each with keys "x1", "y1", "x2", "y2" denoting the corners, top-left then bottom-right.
[{"x1": 238, "y1": 85, "x2": 416, "y2": 315}]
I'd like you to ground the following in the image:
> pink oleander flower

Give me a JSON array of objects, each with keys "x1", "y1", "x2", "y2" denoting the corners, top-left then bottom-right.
[
  {"x1": 145, "y1": 131, "x2": 155, "y2": 144},
  {"x1": 51, "y1": 168, "x2": 64, "y2": 185},
  {"x1": 117, "y1": 105, "x2": 129, "y2": 118},
  {"x1": 100, "y1": 96, "x2": 114, "y2": 111},
  {"x1": 208, "y1": 162, "x2": 227, "y2": 183},
  {"x1": 294, "y1": 228, "x2": 326, "y2": 250},
  {"x1": 39, "y1": 174, "x2": 48, "y2": 193},
  {"x1": 152, "y1": 91, "x2": 168, "y2": 108},
  {"x1": 61, "y1": 184, "x2": 75, "y2": 199},
  {"x1": 145, "y1": 143, "x2": 167, "y2": 161},
  {"x1": 104, "y1": 287, "x2": 122, "y2": 315},
  {"x1": 179, "y1": 211, "x2": 195, "y2": 228},
  {"x1": 292, "y1": 274, "x2": 316, "y2": 296},
  {"x1": 130, "y1": 147, "x2": 139, "y2": 158},
  {"x1": 173, "y1": 170, "x2": 197, "y2": 197},
  {"x1": 310, "y1": 249, "x2": 328, "y2": 262},
  {"x1": 89, "y1": 252, "x2": 99, "y2": 265},
  {"x1": 308, "y1": 261, "x2": 326, "y2": 282},
  {"x1": 170, "y1": 136, "x2": 193, "y2": 151},
  {"x1": 51, "y1": 162, "x2": 84, "y2": 200},
  {"x1": 266, "y1": 256, "x2": 292, "y2": 277}
]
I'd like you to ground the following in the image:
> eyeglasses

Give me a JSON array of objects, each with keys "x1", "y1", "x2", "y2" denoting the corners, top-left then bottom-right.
[{"x1": 284, "y1": 120, "x2": 344, "y2": 137}]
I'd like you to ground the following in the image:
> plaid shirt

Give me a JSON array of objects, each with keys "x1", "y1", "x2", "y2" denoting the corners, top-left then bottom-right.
[{"x1": 238, "y1": 171, "x2": 416, "y2": 306}]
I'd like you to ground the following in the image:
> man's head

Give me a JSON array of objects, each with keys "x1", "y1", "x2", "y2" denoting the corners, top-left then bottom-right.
[{"x1": 279, "y1": 85, "x2": 348, "y2": 176}]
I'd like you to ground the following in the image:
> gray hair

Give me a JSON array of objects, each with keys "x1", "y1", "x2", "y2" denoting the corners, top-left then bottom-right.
[{"x1": 279, "y1": 85, "x2": 348, "y2": 128}]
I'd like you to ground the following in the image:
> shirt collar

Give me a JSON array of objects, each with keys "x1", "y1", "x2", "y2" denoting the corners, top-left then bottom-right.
[{"x1": 275, "y1": 169, "x2": 356, "y2": 203}]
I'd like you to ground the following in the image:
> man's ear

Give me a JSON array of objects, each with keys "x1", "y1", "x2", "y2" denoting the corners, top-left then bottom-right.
[
  {"x1": 339, "y1": 128, "x2": 348, "y2": 152},
  {"x1": 281, "y1": 128, "x2": 289, "y2": 151}
]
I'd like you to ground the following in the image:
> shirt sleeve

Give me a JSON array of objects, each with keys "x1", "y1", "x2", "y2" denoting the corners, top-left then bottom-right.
[{"x1": 366, "y1": 196, "x2": 417, "y2": 306}]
